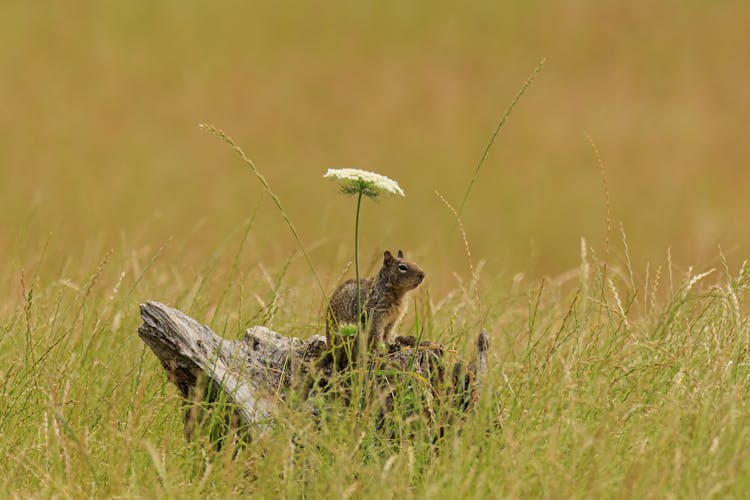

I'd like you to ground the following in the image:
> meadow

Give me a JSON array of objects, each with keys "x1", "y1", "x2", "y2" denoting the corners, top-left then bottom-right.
[{"x1": 2, "y1": 1, "x2": 750, "y2": 497}]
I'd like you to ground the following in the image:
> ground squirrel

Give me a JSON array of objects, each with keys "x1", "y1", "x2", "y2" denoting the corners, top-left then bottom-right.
[{"x1": 326, "y1": 250, "x2": 425, "y2": 369}]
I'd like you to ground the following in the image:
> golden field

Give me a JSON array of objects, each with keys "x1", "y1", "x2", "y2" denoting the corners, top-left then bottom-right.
[{"x1": 2, "y1": 1, "x2": 749, "y2": 281}]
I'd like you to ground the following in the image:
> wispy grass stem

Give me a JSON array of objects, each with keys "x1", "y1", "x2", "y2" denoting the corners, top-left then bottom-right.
[
  {"x1": 458, "y1": 58, "x2": 545, "y2": 216},
  {"x1": 199, "y1": 123, "x2": 326, "y2": 299}
]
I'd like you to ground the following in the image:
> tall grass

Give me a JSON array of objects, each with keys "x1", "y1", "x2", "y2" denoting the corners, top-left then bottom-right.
[{"x1": 2, "y1": 224, "x2": 750, "y2": 496}]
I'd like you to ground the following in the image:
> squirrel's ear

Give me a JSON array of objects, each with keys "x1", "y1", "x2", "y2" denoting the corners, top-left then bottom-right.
[
  {"x1": 397, "y1": 250, "x2": 404, "y2": 258},
  {"x1": 383, "y1": 250, "x2": 393, "y2": 264}
]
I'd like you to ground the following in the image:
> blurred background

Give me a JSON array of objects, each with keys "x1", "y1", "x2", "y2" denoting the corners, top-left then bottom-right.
[{"x1": 1, "y1": 0, "x2": 749, "y2": 297}]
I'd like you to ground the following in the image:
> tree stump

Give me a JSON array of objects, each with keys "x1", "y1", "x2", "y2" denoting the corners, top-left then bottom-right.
[{"x1": 138, "y1": 301, "x2": 488, "y2": 441}]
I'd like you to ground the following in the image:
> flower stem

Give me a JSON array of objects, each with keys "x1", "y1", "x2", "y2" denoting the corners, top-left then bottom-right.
[{"x1": 354, "y1": 191, "x2": 363, "y2": 359}]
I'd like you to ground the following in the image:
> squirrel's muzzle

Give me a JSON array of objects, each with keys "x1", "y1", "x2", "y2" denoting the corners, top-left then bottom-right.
[{"x1": 415, "y1": 271, "x2": 425, "y2": 286}]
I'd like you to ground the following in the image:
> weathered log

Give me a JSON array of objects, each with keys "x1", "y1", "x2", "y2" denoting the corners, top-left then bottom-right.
[{"x1": 138, "y1": 301, "x2": 488, "y2": 438}]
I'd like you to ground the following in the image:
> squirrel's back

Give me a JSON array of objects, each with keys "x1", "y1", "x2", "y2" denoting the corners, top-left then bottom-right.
[{"x1": 325, "y1": 276, "x2": 375, "y2": 335}]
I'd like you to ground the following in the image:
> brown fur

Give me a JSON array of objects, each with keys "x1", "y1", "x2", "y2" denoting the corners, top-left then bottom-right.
[{"x1": 326, "y1": 250, "x2": 425, "y2": 369}]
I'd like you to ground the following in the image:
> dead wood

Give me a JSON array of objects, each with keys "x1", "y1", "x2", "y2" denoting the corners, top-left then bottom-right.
[{"x1": 138, "y1": 300, "x2": 488, "y2": 440}]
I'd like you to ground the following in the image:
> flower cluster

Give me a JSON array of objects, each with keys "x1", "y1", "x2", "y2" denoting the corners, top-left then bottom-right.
[{"x1": 324, "y1": 168, "x2": 405, "y2": 198}]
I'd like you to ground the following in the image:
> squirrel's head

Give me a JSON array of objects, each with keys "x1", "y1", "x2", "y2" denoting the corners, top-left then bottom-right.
[{"x1": 381, "y1": 250, "x2": 425, "y2": 291}]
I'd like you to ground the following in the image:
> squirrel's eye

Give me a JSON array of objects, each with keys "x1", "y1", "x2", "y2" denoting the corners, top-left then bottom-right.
[{"x1": 398, "y1": 264, "x2": 408, "y2": 272}]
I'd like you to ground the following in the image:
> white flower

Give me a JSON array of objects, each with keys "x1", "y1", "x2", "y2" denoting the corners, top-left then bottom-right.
[{"x1": 324, "y1": 168, "x2": 405, "y2": 198}]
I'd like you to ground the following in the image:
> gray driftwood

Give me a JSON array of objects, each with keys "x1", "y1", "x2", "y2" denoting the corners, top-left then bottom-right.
[{"x1": 138, "y1": 300, "x2": 489, "y2": 438}]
